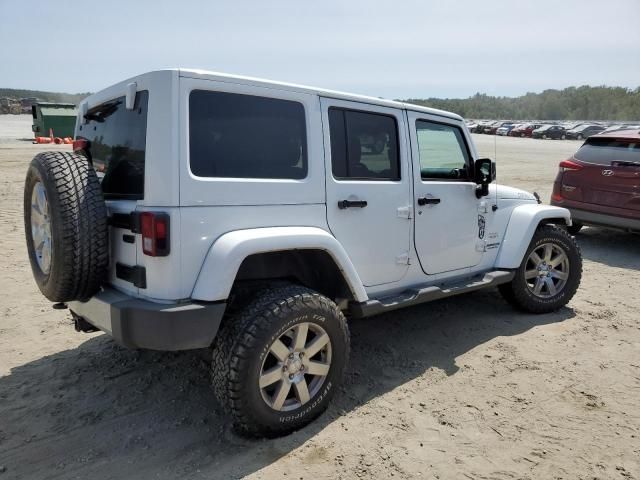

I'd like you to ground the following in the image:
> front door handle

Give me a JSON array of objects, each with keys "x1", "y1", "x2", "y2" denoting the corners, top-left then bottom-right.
[
  {"x1": 417, "y1": 197, "x2": 441, "y2": 206},
  {"x1": 338, "y1": 199, "x2": 368, "y2": 209}
]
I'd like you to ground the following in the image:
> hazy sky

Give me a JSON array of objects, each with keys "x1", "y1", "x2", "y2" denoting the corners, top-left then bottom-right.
[{"x1": 1, "y1": 0, "x2": 638, "y2": 99}]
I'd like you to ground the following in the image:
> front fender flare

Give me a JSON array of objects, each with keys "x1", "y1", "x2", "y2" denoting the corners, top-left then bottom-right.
[
  {"x1": 191, "y1": 226, "x2": 368, "y2": 302},
  {"x1": 495, "y1": 204, "x2": 571, "y2": 269}
]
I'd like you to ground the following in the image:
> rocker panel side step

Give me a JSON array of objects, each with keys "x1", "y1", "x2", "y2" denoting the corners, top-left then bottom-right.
[{"x1": 349, "y1": 270, "x2": 515, "y2": 318}]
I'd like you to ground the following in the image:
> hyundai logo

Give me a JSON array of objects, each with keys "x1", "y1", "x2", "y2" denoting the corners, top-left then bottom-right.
[{"x1": 602, "y1": 169, "x2": 614, "y2": 176}]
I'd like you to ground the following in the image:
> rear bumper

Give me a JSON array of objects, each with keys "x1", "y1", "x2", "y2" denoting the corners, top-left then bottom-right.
[
  {"x1": 68, "y1": 287, "x2": 226, "y2": 351},
  {"x1": 558, "y1": 206, "x2": 640, "y2": 231}
]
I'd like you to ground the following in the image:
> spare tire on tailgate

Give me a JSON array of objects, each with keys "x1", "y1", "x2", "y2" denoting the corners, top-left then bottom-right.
[{"x1": 24, "y1": 151, "x2": 109, "y2": 302}]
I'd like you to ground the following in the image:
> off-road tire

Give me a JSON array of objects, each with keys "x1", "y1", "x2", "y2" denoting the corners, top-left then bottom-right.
[
  {"x1": 24, "y1": 151, "x2": 108, "y2": 302},
  {"x1": 211, "y1": 284, "x2": 349, "y2": 437},
  {"x1": 566, "y1": 222, "x2": 583, "y2": 235},
  {"x1": 499, "y1": 224, "x2": 582, "y2": 313}
]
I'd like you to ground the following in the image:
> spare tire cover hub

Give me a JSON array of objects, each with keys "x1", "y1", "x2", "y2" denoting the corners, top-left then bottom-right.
[{"x1": 31, "y1": 181, "x2": 52, "y2": 274}]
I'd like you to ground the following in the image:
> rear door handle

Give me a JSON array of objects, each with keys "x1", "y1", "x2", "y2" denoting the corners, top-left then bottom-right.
[
  {"x1": 338, "y1": 199, "x2": 368, "y2": 209},
  {"x1": 417, "y1": 197, "x2": 441, "y2": 206}
]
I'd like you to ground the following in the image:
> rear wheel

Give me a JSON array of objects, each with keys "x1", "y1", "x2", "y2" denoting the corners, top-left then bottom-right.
[
  {"x1": 499, "y1": 225, "x2": 582, "y2": 313},
  {"x1": 211, "y1": 284, "x2": 349, "y2": 437}
]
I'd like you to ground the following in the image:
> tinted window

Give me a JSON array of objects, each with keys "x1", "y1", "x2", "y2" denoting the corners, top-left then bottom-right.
[
  {"x1": 415, "y1": 120, "x2": 470, "y2": 180},
  {"x1": 78, "y1": 91, "x2": 148, "y2": 199},
  {"x1": 189, "y1": 90, "x2": 307, "y2": 179},
  {"x1": 329, "y1": 108, "x2": 400, "y2": 180},
  {"x1": 575, "y1": 138, "x2": 640, "y2": 166}
]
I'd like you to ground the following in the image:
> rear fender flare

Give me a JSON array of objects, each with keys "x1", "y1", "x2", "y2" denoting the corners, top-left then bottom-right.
[
  {"x1": 495, "y1": 204, "x2": 571, "y2": 269},
  {"x1": 191, "y1": 226, "x2": 368, "y2": 302}
]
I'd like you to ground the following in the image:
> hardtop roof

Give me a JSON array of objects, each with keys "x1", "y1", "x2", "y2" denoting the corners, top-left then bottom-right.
[{"x1": 175, "y1": 68, "x2": 462, "y2": 121}]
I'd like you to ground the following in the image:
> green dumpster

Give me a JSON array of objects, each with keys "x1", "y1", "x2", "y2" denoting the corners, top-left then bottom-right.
[{"x1": 31, "y1": 103, "x2": 77, "y2": 138}]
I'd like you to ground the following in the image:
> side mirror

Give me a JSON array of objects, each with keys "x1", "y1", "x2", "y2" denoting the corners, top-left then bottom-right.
[{"x1": 474, "y1": 158, "x2": 495, "y2": 198}]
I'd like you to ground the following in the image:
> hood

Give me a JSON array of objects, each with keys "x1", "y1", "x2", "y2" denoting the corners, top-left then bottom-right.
[{"x1": 492, "y1": 184, "x2": 538, "y2": 202}]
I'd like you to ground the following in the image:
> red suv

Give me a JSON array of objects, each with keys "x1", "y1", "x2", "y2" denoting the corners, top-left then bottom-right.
[{"x1": 550, "y1": 129, "x2": 640, "y2": 233}]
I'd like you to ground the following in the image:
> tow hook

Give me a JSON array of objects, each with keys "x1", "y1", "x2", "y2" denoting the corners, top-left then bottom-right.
[{"x1": 71, "y1": 312, "x2": 99, "y2": 333}]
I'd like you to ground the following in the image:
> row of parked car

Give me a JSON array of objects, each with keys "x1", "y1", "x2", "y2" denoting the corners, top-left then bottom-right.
[{"x1": 467, "y1": 120, "x2": 640, "y2": 140}]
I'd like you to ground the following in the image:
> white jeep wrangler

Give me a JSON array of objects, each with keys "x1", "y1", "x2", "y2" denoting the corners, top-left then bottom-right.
[{"x1": 24, "y1": 69, "x2": 582, "y2": 437}]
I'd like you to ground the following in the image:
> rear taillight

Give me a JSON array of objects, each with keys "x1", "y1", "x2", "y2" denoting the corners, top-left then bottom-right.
[
  {"x1": 72, "y1": 138, "x2": 88, "y2": 152},
  {"x1": 559, "y1": 159, "x2": 583, "y2": 172},
  {"x1": 140, "y1": 212, "x2": 170, "y2": 257}
]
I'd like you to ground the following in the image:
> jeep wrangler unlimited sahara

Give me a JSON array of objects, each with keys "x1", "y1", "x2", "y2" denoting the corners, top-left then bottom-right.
[{"x1": 24, "y1": 69, "x2": 582, "y2": 437}]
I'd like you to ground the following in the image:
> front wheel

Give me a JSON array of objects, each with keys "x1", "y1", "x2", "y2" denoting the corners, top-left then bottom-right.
[
  {"x1": 499, "y1": 225, "x2": 582, "y2": 313},
  {"x1": 211, "y1": 284, "x2": 350, "y2": 437}
]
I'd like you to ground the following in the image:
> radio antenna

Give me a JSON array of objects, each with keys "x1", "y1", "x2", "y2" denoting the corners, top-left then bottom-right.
[{"x1": 494, "y1": 131, "x2": 498, "y2": 209}]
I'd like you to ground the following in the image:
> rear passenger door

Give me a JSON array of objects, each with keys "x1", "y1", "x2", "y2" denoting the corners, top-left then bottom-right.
[{"x1": 321, "y1": 98, "x2": 412, "y2": 287}]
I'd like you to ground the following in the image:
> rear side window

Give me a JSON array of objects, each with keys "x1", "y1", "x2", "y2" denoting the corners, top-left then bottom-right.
[
  {"x1": 189, "y1": 90, "x2": 307, "y2": 179},
  {"x1": 575, "y1": 138, "x2": 640, "y2": 165},
  {"x1": 329, "y1": 108, "x2": 400, "y2": 180},
  {"x1": 78, "y1": 91, "x2": 148, "y2": 200}
]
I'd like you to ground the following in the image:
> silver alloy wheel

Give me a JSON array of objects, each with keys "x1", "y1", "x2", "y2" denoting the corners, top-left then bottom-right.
[
  {"x1": 525, "y1": 242, "x2": 570, "y2": 298},
  {"x1": 259, "y1": 322, "x2": 332, "y2": 412},
  {"x1": 31, "y1": 181, "x2": 52, "y2": 274}
]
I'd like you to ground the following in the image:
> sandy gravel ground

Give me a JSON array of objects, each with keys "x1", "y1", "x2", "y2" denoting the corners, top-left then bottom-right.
[{"x1": 1, "y1": 115, "x2": 639, "y2": 479}]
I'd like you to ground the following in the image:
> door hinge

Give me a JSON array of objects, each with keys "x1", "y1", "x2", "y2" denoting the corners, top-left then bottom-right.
[
  {"x1": 478, "y1": 201, "x2": 489, "y2": 213},
  {"x1": 396, "y1": 252, "x2": 410, "y2": 265},
  {"x1": 475, "y1": 240, "x2": 486, "y2": 252},
  {"x1": 397, "y1": 206, "x2": 412, "y2": 219}
]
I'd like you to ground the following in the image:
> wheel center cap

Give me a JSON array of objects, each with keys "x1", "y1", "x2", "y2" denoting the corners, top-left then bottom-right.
[{"x1": 286, "y1": 356, "x2": 303, "y2": 374}]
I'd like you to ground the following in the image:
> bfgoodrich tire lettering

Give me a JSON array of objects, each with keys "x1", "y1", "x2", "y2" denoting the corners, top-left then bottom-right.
[
  {"x1": 24, "y1": 151, "x2": 108, "y2": 302},
  {"x1": 211, "y1": 284, "x2": 349, "y2": 437},
  {"x1": 499, "y1": 224, "x2": 582, "y2": 313}
]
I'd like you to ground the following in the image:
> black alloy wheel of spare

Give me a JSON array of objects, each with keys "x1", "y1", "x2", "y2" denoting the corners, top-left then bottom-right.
[{"x1": 24, "y1": 151, "x2": 109, "y2": 302}]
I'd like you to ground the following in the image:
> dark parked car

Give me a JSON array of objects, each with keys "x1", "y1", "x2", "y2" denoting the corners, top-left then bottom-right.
[
  {"x1": 532, "y1": 125, "x2": 566, "y2": 140},
  {"x1": 484, "y1": 121, "x2": 513, "y2": 135},
  {"x1": 510, "y1": 123, "x2": 544, "y2": 137},
  {"x1": 550, "y1": 129, "x2": 640, "y2": 233},
  {"x1": 565, "y1": 124, "x2": 606, "y2": 140},
  {"x1": 471, "y1": 121, "x2": 492, "y2": 133}
]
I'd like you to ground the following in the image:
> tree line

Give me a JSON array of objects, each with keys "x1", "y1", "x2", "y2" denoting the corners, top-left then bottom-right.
[
  {"x1": 0, "y1": 88, "x2": 90, "y2": 106},
  {"x1": 3, "y1": 84, "x2": 640, "y2": 121},
  {"x1": 402, "y1": 86, "x2": 640, "y2": 121}
]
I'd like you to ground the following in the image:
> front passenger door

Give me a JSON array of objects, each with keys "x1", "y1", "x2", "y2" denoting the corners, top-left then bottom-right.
[{"x1": 407, "y1": 113, "x2": 484, "y2": 275}]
